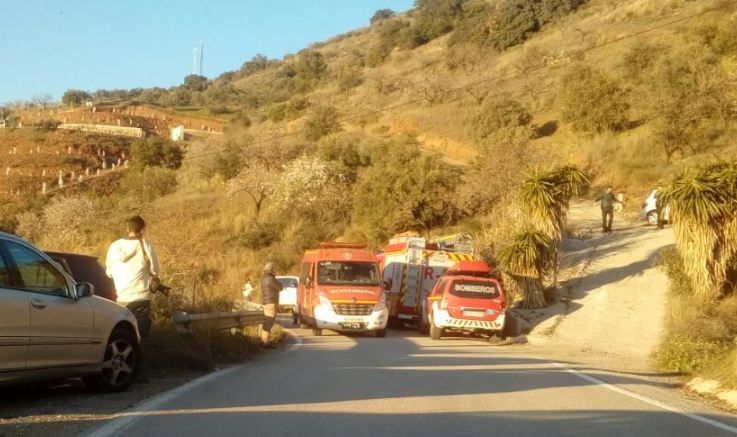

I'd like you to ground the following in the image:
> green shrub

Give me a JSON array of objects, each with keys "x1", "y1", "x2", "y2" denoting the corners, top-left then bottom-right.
[
  {"x1": 490, "y1": 0, "x2": 538, "y2": 50},
  {"x1": 371, "y1": 8, "x2": 395, "y2": 24},
  {"x1": 267, "y1": 103, "x2": 287, "y2": 122},
  {"x1": 238, "y1": 222, "x2": 281, "y2": 249},
  {"x1": 34, "y1": 119, "x2": 62, "y2": 130},
  {"x1": 621, "y1": 40, "x2": 667, "y2": 78},
  {"x1": 469, "y1": 98, "x2": 532, "y2": 140},
  {"x1": 131, "y1": 136, "x2": 184, "y2": 169},
  {"x1": 559, "y1": 65, "x2": 629, "y2": 133},
  {"x1": 121, "y1": 166, "x2": 178, "y2": 201},
  {"x1": 353, "y1": 140, "x2": 462, "y2": 243},
  {"x1": 303, "y1": 106, "x2": 341, "y2": 141},
  {"x1": 654, "y1": 334, "x2": 730, "y2": 373},
  {"x1": 183, "y1": 74, "x2": 208, "y2": 92}
]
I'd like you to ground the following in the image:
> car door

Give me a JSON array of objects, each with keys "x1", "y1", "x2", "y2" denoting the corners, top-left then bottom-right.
[
  {"x1": 4, "y1": 240, "x2": 95, "y2": 369},
  {"x1": 0, "y1": 242, "x2": 30, "y2": 373}
]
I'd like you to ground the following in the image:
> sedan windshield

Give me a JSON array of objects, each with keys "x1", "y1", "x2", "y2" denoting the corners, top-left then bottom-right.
[{"x1": 318, "y1": 261, "x2": 381, "y2": 286}]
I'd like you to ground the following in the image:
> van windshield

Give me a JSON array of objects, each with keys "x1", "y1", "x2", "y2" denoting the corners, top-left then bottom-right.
[
  {"x1": 450, "y1": 281, "x2": 500, "y2": 299},
  {"x1": 318, "y1": 261, "x2": 381, "y2": 286}
]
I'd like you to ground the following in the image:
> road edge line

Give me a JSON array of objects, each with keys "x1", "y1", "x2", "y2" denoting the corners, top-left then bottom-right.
[
  {"x1": 84, "y1": 332, "x2": 304, "y2": 437},
  {"x1": 550, "y1": 361, "x2": 737, "y2": 435}
]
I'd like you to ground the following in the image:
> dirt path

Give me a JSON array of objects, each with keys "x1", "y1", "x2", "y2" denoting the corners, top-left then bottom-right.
[{"x1": 522, "y1": 201, "x2": 674, "y2": 370}]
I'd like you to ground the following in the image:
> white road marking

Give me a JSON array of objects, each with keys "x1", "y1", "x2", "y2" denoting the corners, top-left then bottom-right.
[
  {"x1": 84, "y1": 332, "x2": 304, "y2": 437},
  {"x1": 551, "y1": 362, "x2": 737, "y2": 435}
]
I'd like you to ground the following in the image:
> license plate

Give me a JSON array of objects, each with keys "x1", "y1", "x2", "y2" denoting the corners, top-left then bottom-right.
[
  {"x1": 343, "y1": 317, "x2": 364, "y2": 323},
  {"x1": 463, "y1": 311, "x2": 485, "y2": 318},
  {"x1": 339, "y1": 323, "x2": 364, "y2": 330}
]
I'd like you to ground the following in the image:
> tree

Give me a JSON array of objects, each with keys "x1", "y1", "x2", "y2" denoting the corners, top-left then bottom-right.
[
  {"x1": 240, "y1": 54, "x2": 270, "y2": 76},
  {"x1": 303, "y1": 106, "x2": 341, "y2": 141},
  {"x1": 61, "y1": 89, "x2": 91, "y2": 106},
  {"x1": 498, "y1": 230, "x2": 553, "y2": 308},
  {"x1": 371, "y1": 8, "x2": 395, "y2": 24},
  {"x1": 353, "y1": 141, "x2": 462, "y2": 243},
  {"x1": 183, "y1": 74, "x2": 208, "y2": 92},
  {"x1": 131, "y1": 136, "x2": 183, "y2": 169},
  {"x1": 661, "y1": 163, "x2": 737, "y2": 299},
  {"x1": 518, "y1": 165, "x2": 588, "y2": 290},
  {"x1": 226, "y1": 162, "x2": 280, "y2": 221},
  {"x1": 559, "y1": 65, "x2": 629, "y2": 134}
]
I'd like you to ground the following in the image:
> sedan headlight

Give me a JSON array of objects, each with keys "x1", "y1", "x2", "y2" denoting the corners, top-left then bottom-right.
[
  {"x1": 374, "y1": 292, "x2": 387, "y2": 312},
  {"x1": 318, "y1": 292, "x2": 334, "y2": 311}
]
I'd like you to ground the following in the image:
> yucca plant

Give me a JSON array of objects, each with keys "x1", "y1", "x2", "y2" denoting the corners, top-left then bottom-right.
[
  {"x1": 661, "y1": 162, "x2": 737, "y2": 299},
  {"x1": 499, "y1": 230, "x2": 554, "y2": 308},
  {"x1": 518, "y1": 165, "x2": 589, "y2": 287}
]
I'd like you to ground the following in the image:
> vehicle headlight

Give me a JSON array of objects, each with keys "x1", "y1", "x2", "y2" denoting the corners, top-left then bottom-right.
[
  {"x1": 318, "y1": 292, "x2": 334, "y2": 311},
  {"x1": 374, "y1": 292, "x2": 387, "y2": 312}
]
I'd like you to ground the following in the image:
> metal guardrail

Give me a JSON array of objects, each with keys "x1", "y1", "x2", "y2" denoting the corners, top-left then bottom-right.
[{"x1": 172, "y1": 308, "x2": 265, "y2": 334}]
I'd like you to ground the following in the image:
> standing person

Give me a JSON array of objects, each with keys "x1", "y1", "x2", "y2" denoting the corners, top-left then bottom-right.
[
  {"x1": 596, "y1": 186, "x2": 622, "y2": 233},
  {"x1": 260, "y1": 262, "x2": 283, "y2": 347},
  {"x1": 242, "y1": 278, "x2": 254, "y2": 301},
  {"x1": 106, "y1": 215, "x2": 159, "y2": 338}
]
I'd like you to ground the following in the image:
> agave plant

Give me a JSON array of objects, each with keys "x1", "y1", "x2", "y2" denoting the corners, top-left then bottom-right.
[
  {"x1": 518, "y1": 165, "x2": 589, "y2": 287},
  {"x1": 499, "y1": 230, "x2": 554, "y2": 309},
  {"x1": 661, "y1": 162, "x2": 737, "y2": 299}
]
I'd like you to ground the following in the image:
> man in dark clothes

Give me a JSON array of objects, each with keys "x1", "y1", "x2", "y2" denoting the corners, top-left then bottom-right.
[
  {"x1": 596, "y1": 186, "x2": 622, "y2": 233},
  {"x1": 260, "y1": 262, "x2": 283, "y2": 346}
]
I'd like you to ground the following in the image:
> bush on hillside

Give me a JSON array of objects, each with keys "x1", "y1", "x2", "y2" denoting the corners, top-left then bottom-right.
[
  {"x1": 183, "y1": 74, "x2": 208, "y2": 92},
  {"x1": 33, "y1": 119, "x2": 62, "y2": 131},
  {"x1": 450, "y1": 0, "x2": 587, "y2": 50},
  {"x1": 353, "y1": 140, "x2": 462, "y2": 243},
  {"x1": 294, "y1": 49, "x2": 327, "y2": 83},
  {"x1": 490, "y1": 0, "x2": 539, "y2": 50},
  {"x1": 621, "y1": 40, "x2": 667, "y2": 78},
  {"x1": 62, "y1": 89, "x2": 91, "y2": 106},
  {"x1": 131, "y1": 136, "x2": 184, "y2": 169},
  {"x1": 167, "y1": 88, "x2": 192, "y2": 106},
  {"x1": 238, "y1": 222, "x2": 281, "y2": 249},
  {"x1": 121, "y1": 166, "x2": 178, "y2": 202},
  {"x1": 645, "y1": 50, "x2": 734, "y2": 162},
  {"x1": 240, "y1": 54, "x2": 270, "y2": 76},
  {"x1": 559, "y1": 65, "x2": 629, "y2": 133},
  {"x1": 469, "y1": 98, "x2": 533, "y2": 140},
  {"x1": 691, "y1": 23, "x2": 737, "y2": 57},
  {"x1": 371, "y1": 8, "x2": 395, "y2": 24},
  {"x1": 303, "y1": 106, "x2": 341, "y2": 141}
]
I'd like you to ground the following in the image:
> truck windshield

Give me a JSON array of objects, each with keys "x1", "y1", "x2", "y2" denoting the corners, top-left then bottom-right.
[
  {"x1": 450, "y1": 281, "x2": 500, "y2": 299},
  {"x1": 318, "y1": 261, "x2": 381, "y2": 286}
]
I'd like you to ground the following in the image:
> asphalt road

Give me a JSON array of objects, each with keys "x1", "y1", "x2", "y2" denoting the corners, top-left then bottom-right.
[{"x1": 86, "y1": 328, "x2": 737, "y2": 437}]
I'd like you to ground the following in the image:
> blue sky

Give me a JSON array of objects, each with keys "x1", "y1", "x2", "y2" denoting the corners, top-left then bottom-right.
[{"x1": 1, "y1": 0, "x2": 414, "y2": 103}]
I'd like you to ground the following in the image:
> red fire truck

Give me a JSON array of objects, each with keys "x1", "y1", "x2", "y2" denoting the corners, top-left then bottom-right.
[{"x1": 380, "y1": 234, "x2": 474, "y2": 329}]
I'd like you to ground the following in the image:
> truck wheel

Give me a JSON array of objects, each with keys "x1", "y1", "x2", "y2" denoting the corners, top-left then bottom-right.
[
  {"x1": 312, "y1": 327, "x2": 323, "y2": 336},
  {"x1": 429, "y1": 314, "x2": 443, "y2": 340},
  {"x1": 375, "y1": 329, "x2": 387, "y2": 338},
  {"x1": 84, "y1": 327, "x2": 140, "y2": 393}
]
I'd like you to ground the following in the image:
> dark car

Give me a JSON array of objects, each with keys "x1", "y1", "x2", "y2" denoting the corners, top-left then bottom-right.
[{"x1": 45, "y1": 251, "x2": 116, "y2": 301}]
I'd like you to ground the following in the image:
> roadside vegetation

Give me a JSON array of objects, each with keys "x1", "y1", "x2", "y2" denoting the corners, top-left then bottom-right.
[{"x1": 2, "y1": 0, "x2": 737, "y2": 378}]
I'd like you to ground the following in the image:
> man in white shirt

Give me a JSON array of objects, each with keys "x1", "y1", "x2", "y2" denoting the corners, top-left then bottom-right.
[{"x1": 106, "y1": 215, "x2": 159, "y2": 337}]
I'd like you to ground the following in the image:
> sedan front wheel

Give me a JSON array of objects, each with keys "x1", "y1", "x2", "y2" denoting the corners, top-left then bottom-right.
[{"x1": 85, "y1": 327, "x2": 141, "y2": 392}]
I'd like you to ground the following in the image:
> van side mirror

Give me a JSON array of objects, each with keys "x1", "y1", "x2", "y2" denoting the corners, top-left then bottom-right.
[
  {"x1": 305, "y1": 277, "x2": 313, "y2": 288},
  {"x1": 383, "y1": 279, "x2": 393, "y2": 291},
  {"x1": 75, "y1": 282, "x2": 95, "y2": 299}
]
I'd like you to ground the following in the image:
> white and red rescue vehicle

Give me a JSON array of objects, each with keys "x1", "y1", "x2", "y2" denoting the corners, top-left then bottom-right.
[{"x1": 297, "y1": 243, "x2": 389, "y2": 337}]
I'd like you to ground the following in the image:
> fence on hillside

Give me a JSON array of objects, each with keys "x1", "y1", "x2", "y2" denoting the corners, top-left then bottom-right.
[{"x1": 58, "y1": 123, "x2": 144, "y2": 138}]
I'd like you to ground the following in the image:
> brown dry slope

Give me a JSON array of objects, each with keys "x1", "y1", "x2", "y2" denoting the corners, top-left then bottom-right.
[{"x1": 526, "y1": 201, "x2": 674, "y2": 369}]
